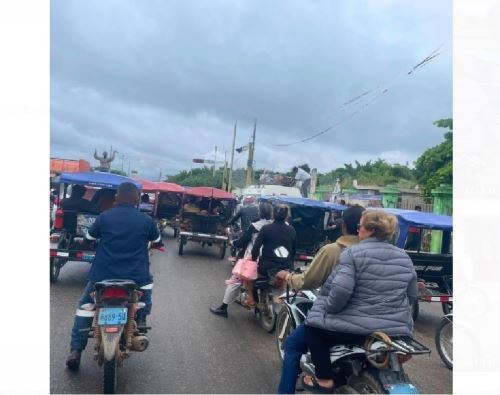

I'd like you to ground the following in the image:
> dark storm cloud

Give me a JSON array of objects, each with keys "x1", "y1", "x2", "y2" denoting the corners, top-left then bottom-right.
[{"x1": 51, "y1": 0, "x2": 452, "y2": 179}]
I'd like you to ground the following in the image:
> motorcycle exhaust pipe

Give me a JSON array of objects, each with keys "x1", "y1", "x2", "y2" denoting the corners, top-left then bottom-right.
[{"x1": 131, "y1": 335, "x2": 149, "y2": 352}]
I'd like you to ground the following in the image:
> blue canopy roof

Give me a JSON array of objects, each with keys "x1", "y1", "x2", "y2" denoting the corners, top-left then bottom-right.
[
  {"x1": 59, "y1": 172, "x2": 143, "y2": 189},
  {"x1": 371, "y1": 208, "x2": 452, "y2": 248},
  {"x1": 379, "y1": 208, "x2": 453, "y2": 230},
  {"x1": 259, "y1": 195, "x2": 346, "y2": 210},
  {"x1": 324, "y1": 202, "x2": 348, "y2": 211}
]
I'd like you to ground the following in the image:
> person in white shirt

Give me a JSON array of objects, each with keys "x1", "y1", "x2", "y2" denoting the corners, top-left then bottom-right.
[{"x1": 292, "y1": 166, "x2": 311, "y2": 197}]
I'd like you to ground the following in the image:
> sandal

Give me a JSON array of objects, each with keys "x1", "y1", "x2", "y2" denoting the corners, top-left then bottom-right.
[
  {"x1": 301, "y1": 375, "x2": 334, "y2": 394},
  {"x1": 241, "y1": 298, "x2": 257, "y2": 309}
]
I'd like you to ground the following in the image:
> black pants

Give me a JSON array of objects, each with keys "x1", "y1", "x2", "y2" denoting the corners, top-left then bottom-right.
[
  {"x1": 305, "y1": 324, "x2": 365, "y2": 380},
  {"x1": 257, "y1": 260, "x2": 292, "y2": 276}
]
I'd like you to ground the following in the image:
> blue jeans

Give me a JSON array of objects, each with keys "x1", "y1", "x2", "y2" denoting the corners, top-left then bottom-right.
[
  {"x1": 69, "y1": 281, "x2": 152, "y2": 351},
  {"x1": 278, "y1": 323, "x2": 307, "y2": 394}
]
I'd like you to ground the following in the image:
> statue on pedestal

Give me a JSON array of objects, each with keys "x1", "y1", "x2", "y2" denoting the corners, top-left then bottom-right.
[{"x1": 94, "y1": 147, "x2": 117, "y2": 172}]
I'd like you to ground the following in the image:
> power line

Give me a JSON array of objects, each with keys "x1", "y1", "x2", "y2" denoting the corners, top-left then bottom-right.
[{"x1": 274, "y1": 44, "x2": 449, "y2": 148}]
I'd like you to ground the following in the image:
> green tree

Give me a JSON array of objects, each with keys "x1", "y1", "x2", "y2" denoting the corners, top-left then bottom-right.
[
  {"x1": 414, "y1": 118, "x2": 453, "y2": 197},
  {"x1": 317, "y1": 159, "x2": 417, "y2": 189}
]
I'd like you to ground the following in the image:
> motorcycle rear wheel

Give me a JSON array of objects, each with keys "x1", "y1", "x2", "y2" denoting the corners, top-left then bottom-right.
[
  {"x1": 103, "y1": 359, "x2": 117, "y2": 394},
  {"x1": 258, "y1": 290, "x2": 276, "y2": 333},
  {"x1": 435, "y1": 316, "x2": 453, "y2": 369},
  {"x1": 348, "y1": 371, "x2": 384, "y2": 394},
  {"x1": 333, "y1": 385, "x2": 358, "y2": 394}
]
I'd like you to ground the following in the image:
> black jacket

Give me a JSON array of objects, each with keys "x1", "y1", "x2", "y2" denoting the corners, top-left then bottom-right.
[
  {"x1": 60, "y1": 197, "x2": 96, "y2": 213},
  {"x1": 87, "y1": 203, "x2": 160, "y2": 285},
  {"x1": 228, "y1": 205, "x2": 259, "y2": 231},
  {"x1": 251, "y1": 220, "x2": 296, "y2": 273}
]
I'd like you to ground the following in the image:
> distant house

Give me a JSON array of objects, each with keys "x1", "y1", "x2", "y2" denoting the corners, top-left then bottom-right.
[{"x1": 352, "y1": 180, "x2": 381, "y2": 195}]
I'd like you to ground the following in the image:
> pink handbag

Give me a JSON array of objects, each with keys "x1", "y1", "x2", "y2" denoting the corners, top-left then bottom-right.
[{"x1": 232, "y1": 257, "x2": 258, "y2": 281}]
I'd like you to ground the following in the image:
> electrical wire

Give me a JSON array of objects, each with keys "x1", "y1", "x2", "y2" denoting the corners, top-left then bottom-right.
[{"x1": 274, "y1": 44, "x2": 449, "y2": 147}]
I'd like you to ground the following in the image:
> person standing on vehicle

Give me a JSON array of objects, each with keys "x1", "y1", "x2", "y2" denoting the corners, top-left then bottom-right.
[
  {"x1": 243, "y1": 204, "x2": 296, "y2": 307},
  {"x1": 301, "y1": 210, "x2": 417, "y2": 392},
  {"x1": 275, "y1": 205, "x2": 364, "y2": 394},
  {"x1": 65, "y1": 182, "x2": 162, "y2": 371},
  {"x1": 292, "y1": 166, "x2": 311, "y2": 198},
  {"x1": 209, "y1": 202, "x2": 273, "y2": 318}
]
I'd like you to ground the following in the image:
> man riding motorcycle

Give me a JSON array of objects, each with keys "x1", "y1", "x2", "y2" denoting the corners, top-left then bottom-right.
[
  {"x1": 65, "y1": 182, "x2": 162, "y2": 371},
  {"x1": 228, "y1": 195, "x2": 259, "y2": 232},
  {"x1": 275, "y1": 205, "x2": 365, "y2": 394}
]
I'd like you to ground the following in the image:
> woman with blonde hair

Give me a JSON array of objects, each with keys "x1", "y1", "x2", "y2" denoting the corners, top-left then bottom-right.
[{"x1": 301, "y1": 210, "x2": 417, "y2": 393}]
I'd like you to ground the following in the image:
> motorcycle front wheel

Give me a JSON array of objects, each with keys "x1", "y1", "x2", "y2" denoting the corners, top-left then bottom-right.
[
  {"x1": 103, "y1": 359, "x2": 117, "y2": 394},
  {"x1": 275, "y1": 308, "x2": 293, "y2": 361},
  {"x1": 435, "y1": 316, "x2": 453, "y2": 369}
]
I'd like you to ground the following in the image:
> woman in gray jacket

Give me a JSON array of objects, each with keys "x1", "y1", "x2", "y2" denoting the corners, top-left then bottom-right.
[{"x1": 302, "y1": 210, "x2": 418, "y2": 393}]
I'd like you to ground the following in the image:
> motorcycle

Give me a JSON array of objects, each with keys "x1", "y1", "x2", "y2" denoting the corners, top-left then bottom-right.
[
  {"x1": 88, "y1": 280, "x2": 150, "y2": 394},
  {"x1": 88, "y1": 243, "x2": 164, "y2": 394},
  {"x1": 435, "y1": 313, "x2": 453, "y2": 370},
  {"x1": 299, "y1": 330, "x2": 430, "y2": 394},
  {"x1": 235, "y1": 271, "x2": 282, "y2": 333},
  {"x1": 276, "y1": 282, "x2": 430, "y2": 393},
  {"x1": 301, "y1": 333, "x2": 431, "y2": 393}
]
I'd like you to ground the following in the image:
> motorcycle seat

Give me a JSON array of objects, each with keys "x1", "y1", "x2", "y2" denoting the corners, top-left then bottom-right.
[{"x1": 95, "y1": 279, "x2": 138, "y2": 292}]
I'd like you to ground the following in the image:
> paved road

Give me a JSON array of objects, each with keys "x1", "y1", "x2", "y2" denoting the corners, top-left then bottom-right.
[{"x1": 50, "y1": 231, "x2": 452, "y2": 394}]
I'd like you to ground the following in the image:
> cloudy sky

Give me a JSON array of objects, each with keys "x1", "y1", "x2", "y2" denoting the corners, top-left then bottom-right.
[{"x1": 51, "y1": 0, "x2": 452, "y2": 180}]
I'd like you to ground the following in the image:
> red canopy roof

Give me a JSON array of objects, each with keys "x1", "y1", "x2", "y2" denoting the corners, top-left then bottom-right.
[
  {"x1": 185, "y1": 186, "x2": 235, "y2": 200},
  {"x1": 156, "y1": 182, "x2": 185, "y2": 193},
  {"x1": 136, "y1": 178, "x2": 158, "y2": 192},
  {"x1": 137, "y1": 179, "x2": 186, "y2": 193}
]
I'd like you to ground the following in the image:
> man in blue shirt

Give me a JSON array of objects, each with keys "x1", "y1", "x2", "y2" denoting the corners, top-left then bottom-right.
[{"x1": 66, "y1": 182, "x2": 161, "y2": 371}]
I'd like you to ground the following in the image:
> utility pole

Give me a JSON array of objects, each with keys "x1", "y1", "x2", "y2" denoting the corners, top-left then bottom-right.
[
  {"x1": 120, "y1": 154, "x2": 125, "y2": 172},
  {"x1": 213, "y1": 146, "x2": 217, "y2": 177},
  {"x1": 228, "y1": 123, "x2": 237, "y2": 192},
  {"x1": 246, "y1": 119, "x2": 257, "y2": 187},
  {"x1": 222, "y1": 152, "x2": 228, "y2": 191},
  {"x1": 158, "y1": 169, "x2": 162, "y2": 182}
]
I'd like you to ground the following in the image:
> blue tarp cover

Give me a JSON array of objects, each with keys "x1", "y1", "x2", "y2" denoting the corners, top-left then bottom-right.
[
  {"x1": 380, "y1": 208, "x2": 453, "y2": 230},
  {"x1": 260, "y1": 195, "x2": 346, "y2": 210},
  {"x1": 325, "y1": 202, "x2": 348, "y2": 211},
  {"x1": 374, "y1": 208, "x2": 453, "y2": 248},
  {"x1": 59, "y1": 172, "x2": 143, "y2": 189}
]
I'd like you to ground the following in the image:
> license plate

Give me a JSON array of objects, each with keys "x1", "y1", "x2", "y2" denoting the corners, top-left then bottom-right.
[
  {"x1": 98, "y1": 307, "x2": 128, "y2": 325},
  {"x1": 82, "y1": 253, "x2": 95, "y2": 262}
]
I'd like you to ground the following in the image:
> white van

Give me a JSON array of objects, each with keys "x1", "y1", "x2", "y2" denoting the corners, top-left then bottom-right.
[{"x1": 235, "y1": 184, "x2": 302, "y2": 199}]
